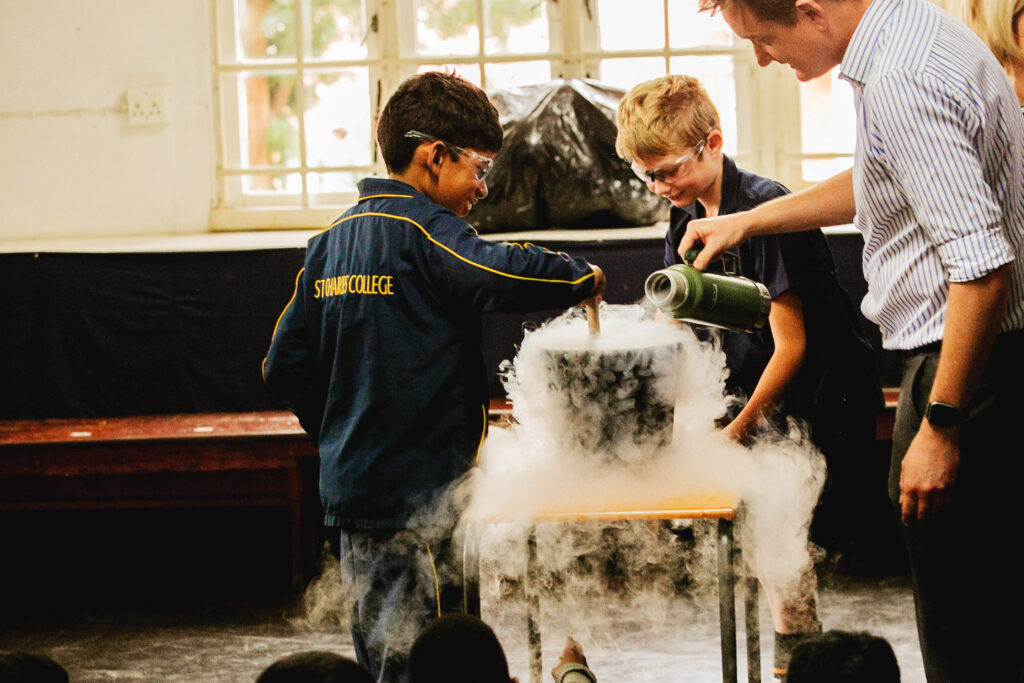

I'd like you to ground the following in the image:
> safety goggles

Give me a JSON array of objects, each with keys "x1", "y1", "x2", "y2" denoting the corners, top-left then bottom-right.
[
  {"x1": 404, "y1": 130, "x2": 494, "y2": 182},
  {"x1": 630, "y1": 132, "x2": 710, "y2": 185}
]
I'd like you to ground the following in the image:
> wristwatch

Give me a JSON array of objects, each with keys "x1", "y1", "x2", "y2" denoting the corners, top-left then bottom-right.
[{"x1": 924, "y1": 401, "x2": 964, "y2": 428}]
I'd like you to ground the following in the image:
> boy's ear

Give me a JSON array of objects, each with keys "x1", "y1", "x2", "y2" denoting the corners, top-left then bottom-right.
[
  {"x1": 423, "y1": 142, "x2": 446, "y2": 177},
  {"x1": 705, "y1": 129, "x2": 724, "y2": 155}
]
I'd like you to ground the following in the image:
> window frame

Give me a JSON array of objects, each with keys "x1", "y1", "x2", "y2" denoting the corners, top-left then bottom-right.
[{"x1": 210, "y1": 0, "x2": 855, "y2": 231}]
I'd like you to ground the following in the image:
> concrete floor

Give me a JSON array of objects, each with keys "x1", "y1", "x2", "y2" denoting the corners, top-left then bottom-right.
[
  {"x1": 0, "y1": 562, "x2": 923, "y2": 682},
  {"x1": 0, "y1": 507, "x2": 921, "y2": 682},
  {"x1": 492, "y1": 575, "x2": 923, "y2": 683}
]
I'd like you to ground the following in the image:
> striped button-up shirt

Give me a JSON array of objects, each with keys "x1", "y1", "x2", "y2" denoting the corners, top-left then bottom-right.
[{"x1": 840, "y1": 0, "x2": 1024, "y2": 350}]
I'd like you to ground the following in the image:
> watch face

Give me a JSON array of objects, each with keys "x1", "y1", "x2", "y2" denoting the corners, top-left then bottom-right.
[{"x1": 926, "y1": 402, "x2": 962, "y2": 428}]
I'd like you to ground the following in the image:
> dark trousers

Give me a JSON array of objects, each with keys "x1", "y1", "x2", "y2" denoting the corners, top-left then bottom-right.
[
  {"x1": 339, "y1": 527, "x2": 463, "y2": 683},
  {"x1": 888, "y1": 331, "x2": 1024, "y2": 683}
]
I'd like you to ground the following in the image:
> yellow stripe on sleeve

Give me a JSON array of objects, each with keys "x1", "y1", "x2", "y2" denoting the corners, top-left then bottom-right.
[
  {"x1": 337, "y1": 212, "x2": 594, "y2": 286},
  {"x1": 263, "y1": 268, "x2": 305, "y2": 383},
  {"x1": 268, "y1": 268, "x2": 305, "y2": 343}
]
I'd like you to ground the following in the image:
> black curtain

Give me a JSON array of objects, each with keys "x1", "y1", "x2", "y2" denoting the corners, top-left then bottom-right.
[
  {"x1": 0, "y1": 232, "x2": 892, "y2": 420},
  {"x1": 0, "y1": 249, "x2": 304, "y2": 419}
]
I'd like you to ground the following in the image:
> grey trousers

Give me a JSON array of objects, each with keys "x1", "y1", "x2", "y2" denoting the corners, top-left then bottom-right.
[{"x1": 339, "y1": 527, "x2": 462, "y2": 683}]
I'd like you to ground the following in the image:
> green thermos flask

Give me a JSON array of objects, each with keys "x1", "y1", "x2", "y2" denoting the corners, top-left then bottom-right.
[{"x1": 644, "y1": 250, "x2": 771, "y2": 333}]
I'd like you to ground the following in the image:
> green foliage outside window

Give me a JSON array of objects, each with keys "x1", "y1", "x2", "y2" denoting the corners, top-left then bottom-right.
[
  {"x1": 246, "y1": 0, "x2": 543, "y2": 190},
  {"x1": 420, "y1": 0, "x2": 541, "y2": 48}
]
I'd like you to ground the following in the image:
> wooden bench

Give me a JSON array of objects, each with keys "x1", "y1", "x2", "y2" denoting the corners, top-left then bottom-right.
[
  {"x1": 0, "y1": 393, "x2": 898, "y2": 591},
  {"x1": 0, "y1": 401, "x2": 515, "y2": 589},
  {"x1": 0, "y1": 411, "x2": 320, "y2": 588},
  {"x1": 878, "y1": 387, "x2": 899, "y2": 441}
]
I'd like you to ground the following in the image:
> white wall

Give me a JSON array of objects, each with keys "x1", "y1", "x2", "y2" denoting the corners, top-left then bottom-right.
[
  {"x1": 0, "y1": 0, "x2": 214, "y2": 241},
  {"x1": 0, "y1": 0, "x2": 971, "y2": 244}
]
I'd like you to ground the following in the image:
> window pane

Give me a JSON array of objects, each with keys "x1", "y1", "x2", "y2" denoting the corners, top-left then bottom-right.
[
  {"x1": 669, "y1": 55, "x2": 737, "y2": 155},
  {"x1": 243, "y1": 72, "x2": 300, "y2": 169},
  {"x1": 799, "y1": 68, "x2": 854, "y2": 153},
  {"x1": 303, "y1": 68, "x2": 373, "y2": 167},
  {"x1": 238, "y1": 0, "x2": 296, "y2": 60},
  {"x1": 668, "y1": 0, "x2": 735, "y2": 48},
  {"x1": 484, "y1": 0, "x2": 550, "y2": 54},
  {"x1": 309, "y1": 172, "x2": 361, "y2": 198},
  {"x1": 597, "y1": 0, "x2": 666, "y2": 51},
  {"x1": 418, "y1": 63, "x2": 483, "y2": 86},
  {"x1": 308, "y1": 0, "x2": 368, "y2": 60},
  {"x1": 416, "y1": 0, "x2": 548, "y2": 57},
  {"x1": 485, "y1": 61, "x2": 552, "y2": 89},
  {"x1": 802, "y1": 158, "x2": 853, "y2": 182},
  {"x1": 242, "y1": 172, "x2": 303, "y2": 194},
  {"x1": 799, "y1": 66, "x2": 855, "y2": 181},
  {"x1": 416, "y1": 0, "x2": 481, "y2": 57},
  {"x1": 598, "y1": 57, "x2": 667, "y2": 91}
]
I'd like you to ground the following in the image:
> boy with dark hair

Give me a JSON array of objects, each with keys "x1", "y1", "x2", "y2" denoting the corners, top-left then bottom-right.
[
  {"x1": 408, "y1": 615, "x2": 516, "y2": 683},
  {"x1": 263, "y1": 71, "x2": 604, "y2": 683},
  {"x1": 0, "y1": 652, "x2": 68, "y2": 683},
  {"x1": 375, "y1": 71, "x2": 505, "y2": 179},
  {"x1": 256, "y1": 651, "x2": 375, "y2": 683},
  {"x1": 787, "y1": 630, "x2": 901, "y2": 683}
]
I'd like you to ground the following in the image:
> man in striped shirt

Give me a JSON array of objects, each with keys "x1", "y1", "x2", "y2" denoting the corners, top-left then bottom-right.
[{"x1": 678, "y1": 0, "x2": 1024, "y2": 680}]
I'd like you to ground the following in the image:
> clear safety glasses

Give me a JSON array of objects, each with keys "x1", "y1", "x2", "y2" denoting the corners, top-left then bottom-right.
[
  {"x1": 630, "y1": 131, "x2": 711, "y2": 185},
  {"x1": 404, "y1": 130, "x2": 494, "y2": 182}
]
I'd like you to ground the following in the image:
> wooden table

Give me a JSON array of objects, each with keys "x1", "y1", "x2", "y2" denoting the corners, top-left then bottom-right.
[
  {"x1": 462, "y1": 493, "x2": 761, "y2": 683},
  {"x1": 0, "y1": 412, "x2": 320, "y2": 588}
]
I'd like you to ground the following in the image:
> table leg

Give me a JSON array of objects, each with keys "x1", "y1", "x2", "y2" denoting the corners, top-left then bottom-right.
[
  {"x1": 718, "y1": 518, "x2": 738, "y2": 683},
  {"x1": 463, "y1": 521, "x2": 482, "y2": 617},
  {"x1": 526, "y1": 525, "x2": 543, "y2": 683},
  {"x1": 745, "y1": 576, "x2": 761, "y2": 682}
]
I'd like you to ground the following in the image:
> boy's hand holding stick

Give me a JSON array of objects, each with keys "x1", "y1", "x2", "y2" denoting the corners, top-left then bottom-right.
[{"x1": 584, "y1": 265, "x2": 605, "y2": 337}]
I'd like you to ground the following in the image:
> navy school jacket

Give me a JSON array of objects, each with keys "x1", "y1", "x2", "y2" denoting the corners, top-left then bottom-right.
[{"x1": 263, "y1": 178, "x2": 597, "y2": 528}]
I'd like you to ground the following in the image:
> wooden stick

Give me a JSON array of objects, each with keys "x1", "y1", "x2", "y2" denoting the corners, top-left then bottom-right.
[{"x1": 586, "y1": 300, "x2": 600, "y2": 336}]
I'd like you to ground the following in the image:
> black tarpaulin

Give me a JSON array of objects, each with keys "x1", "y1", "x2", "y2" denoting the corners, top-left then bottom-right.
[{"x1": 468, "y1": 79, "x2": 668, "y2": 233}]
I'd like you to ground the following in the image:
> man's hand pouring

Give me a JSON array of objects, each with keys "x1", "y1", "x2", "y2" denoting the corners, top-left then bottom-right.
[
  {"x1": 677, "y1": 213, "x2": 753, "y2": 270},
  {"x1": 678, "y1": 168, "x2": 859, "y2": 270}
]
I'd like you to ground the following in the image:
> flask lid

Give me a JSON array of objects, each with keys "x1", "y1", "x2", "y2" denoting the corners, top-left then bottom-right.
[{"x1": 683, "y1": 242, "x2": 737, "y2": 275}]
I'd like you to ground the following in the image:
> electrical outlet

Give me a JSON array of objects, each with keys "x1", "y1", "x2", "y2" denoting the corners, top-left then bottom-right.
[{"x1": 125, "y1": 86, "x2": 170, "y2": 127}]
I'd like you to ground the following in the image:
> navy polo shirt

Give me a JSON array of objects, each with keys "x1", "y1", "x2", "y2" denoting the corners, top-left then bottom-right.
[{"x1": 665, "y1": 156, "x2": 878, "y2": 421}]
